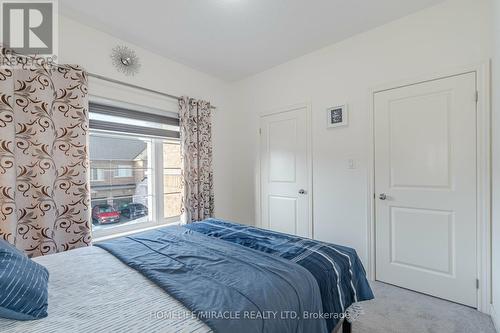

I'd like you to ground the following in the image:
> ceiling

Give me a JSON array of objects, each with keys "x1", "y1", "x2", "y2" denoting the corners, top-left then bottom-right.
[{"x1": 60, "y1": 0, "x2": 444, "y2": 81}]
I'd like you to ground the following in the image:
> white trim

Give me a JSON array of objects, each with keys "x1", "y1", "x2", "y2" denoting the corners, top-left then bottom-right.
[
  {"x1": 367, "y1": 87, "x2": 376, "y2": 281},
  {"x1": 475, "y1": 62, "x2": 492, "y2": 315},
  {"x1": 367, "y1": 62, "x2": 491, "y2": 313},
  {"x1": 257, "y1": 102, "x2": 314, "y2": 238},
  {"x1": 93, "y1": 220, "x2": 181, "y2": 243},
  {"x1": 491, "y1": 304, "x2": 500, "y2": 333},
  {"x1": 93, "y1": 220, "x2": 163, "y2": 239},
  {"x1": 152, "y1": 139, "x2": 162, "y2": 224},
  {"x1": 92, "y1": 216, "x2": 181, "y2": 240}
]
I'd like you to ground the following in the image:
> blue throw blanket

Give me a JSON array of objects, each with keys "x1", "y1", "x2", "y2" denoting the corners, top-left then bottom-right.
[
  {"x1": 96, "y1": 226, "x2": 328, "y2": 333},
  {"x1": 185, "y1": 219, "x2": 374, "y2": 331}
]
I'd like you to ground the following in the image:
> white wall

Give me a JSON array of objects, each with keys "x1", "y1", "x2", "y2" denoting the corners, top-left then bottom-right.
[
  {"x1": 491, "y1": 0, "x2": 500, "y2": 329},
  {"x1": 230, "y1": 0, "x2": 492, "y2": 266},
  {"x1": 58, "y1": 16, "x2": 244, "y2": 223},
  {"x1": 59, "y1": 3, "x2": 497, "y2": 306}
]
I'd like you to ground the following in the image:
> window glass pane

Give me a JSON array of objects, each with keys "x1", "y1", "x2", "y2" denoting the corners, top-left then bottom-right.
[
  {"x1": 90, "y1": 135, "x2": 149, "y2": 166},
  {"x1": 90, "y1": 170, "x2": 112, "y2": 200},
  {"x1": 90, "y1": 132, "x2": 153, "y2": 231},
  {"x1": 109, "y1": 168, "x2": 152, "y2": 196},
  {"x1": 164, "y1": 193, "x2": 181, "y2": 219},
  {"x1": 163, "y1": 143, "x2": 181, "y2": 169},
  {"x1": 163, "y1": 142, "x2": 182, "y2": 219},
  {"x1": 164, "y1": 169, "x2": 181, "y2": 193},
  {"x1": 92, "y1": 196, "x2": 153, "y2": 232}
]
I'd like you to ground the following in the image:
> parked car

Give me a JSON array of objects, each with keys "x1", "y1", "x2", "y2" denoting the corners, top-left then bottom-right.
[
  {"x1": 120, "y1": 203, "x2": 148, "y2": 220},
  {"x1": 92, "y1": 204, "x2": 120, "y2": 225}
]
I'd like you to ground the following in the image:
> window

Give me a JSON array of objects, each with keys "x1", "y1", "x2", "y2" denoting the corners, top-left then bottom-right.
[
  {"x1": 89, "y1": 101, "x2": 181, "y2": 237},
  {"x1": 114, "y1": 166, "x2": 133, "y2": 178},
  {"x1": 90, "y1": 168, "x2": 105, "y2": 181}
]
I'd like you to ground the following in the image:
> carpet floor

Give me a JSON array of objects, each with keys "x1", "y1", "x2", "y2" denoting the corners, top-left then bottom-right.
[{"x1": 352, "y1": 281, "x2": 495, "y2": 333}]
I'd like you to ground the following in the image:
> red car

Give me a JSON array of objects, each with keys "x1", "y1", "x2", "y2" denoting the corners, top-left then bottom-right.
[{"x1": 92, "y1": 204, "x2": 120, "y2": 225}]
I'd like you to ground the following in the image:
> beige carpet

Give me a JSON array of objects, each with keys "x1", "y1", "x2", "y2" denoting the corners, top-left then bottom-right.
[{"x1": 352, "y1": 281, "x2": 495, "y2": 333}]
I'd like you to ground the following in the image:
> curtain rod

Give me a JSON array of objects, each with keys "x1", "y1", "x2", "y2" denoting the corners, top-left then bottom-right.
[
  {"x1": 1, "y1": 50, "x2": 217, "y2": 108},
  {"x1": 87, "y1": 72, "x2": 217, "y2": 110}
]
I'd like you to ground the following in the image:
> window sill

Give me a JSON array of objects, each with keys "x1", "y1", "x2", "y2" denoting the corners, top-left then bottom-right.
[{"x1": 93, "y1": 220, "x2": 181, "y2": 243}]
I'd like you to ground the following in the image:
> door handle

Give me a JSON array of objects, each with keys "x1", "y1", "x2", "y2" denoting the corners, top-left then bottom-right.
[
  {"x1": 379, "y1": 193, "x2": 387, "y2": 200},
  {"x1": 298, "y1": 189, "x2": 307, "y2": 195}
]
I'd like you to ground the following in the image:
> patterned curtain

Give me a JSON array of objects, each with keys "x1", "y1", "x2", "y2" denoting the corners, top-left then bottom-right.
[
  {"x1": 0, "y1": 49, "x2": 90, "y2": 257},
  {"x1": 179, "y1": 97, "x2": 214, "y2": 223}
]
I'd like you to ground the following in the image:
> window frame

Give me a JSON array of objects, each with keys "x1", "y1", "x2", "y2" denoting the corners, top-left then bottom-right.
[{"x1": 89, "y1": 127, "x2": 181, "y2": 239}]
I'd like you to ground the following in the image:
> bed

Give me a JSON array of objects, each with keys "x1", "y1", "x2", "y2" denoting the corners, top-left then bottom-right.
[
  {"x1": 0, "y1": 246, "x2": 211, "y2": 333},
  {"x1": 0, "y1": 219, "x2": 373, "y2": 333}
]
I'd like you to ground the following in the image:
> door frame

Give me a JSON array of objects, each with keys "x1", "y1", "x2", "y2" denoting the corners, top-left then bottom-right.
[
  {"x1": 257, "y1": 103, "x2": 313, "y2": 238},
  {"x1": 367, "y1": 62, "x2": 491, "y2": 313}
]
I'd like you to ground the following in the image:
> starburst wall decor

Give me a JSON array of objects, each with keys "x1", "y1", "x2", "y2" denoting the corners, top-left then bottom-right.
[{"x1": 110, "y1": 45, "x2": 141, "y2": 76}]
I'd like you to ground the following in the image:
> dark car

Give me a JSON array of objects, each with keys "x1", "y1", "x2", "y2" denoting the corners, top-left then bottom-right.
[
  {"x1": 120, "y1": 203, "x2": 148, "y2": 220},
  {"x1": 92, "y1": 204, "x2": 120, "y2": 225}
]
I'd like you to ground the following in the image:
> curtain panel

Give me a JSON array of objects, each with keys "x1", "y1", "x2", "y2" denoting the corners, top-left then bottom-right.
[
  {"x1": 179, "y1": 97, "x2": 214, "y2": 223},
  {"x1": 0, "y1": 49, "x2": 91, "y2": 257}
]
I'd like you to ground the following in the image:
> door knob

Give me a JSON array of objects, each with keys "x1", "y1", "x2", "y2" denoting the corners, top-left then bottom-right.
[
  {"x1": 298, "y1": 189, "x2": 307, "y2": 195},
  {"x1": 379, "y1": 193, "x2": 387, "y2": 200}
]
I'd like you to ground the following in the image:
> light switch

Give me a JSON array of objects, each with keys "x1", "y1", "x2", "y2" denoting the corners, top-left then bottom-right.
[{"x1": 348, "y1": 159, "x2": 356, "y2": 169}]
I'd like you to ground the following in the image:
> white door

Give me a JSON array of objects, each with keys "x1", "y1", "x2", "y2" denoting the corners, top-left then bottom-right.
[
  {"x1": 374, "y1": 72, "x2": 477, "y2": 307},
  {"x1": 260, "y1": 106, "x2": 311, "y2": 237}
]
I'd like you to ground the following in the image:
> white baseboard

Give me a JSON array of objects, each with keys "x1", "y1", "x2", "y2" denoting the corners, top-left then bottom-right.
[{"x1": 491, "y1": 304, "x2": 500, "y2": 333}]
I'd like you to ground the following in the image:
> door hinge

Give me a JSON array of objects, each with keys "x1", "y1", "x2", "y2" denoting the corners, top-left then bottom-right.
[
  {"x1": 475, "y1": 91, "x2": 479, "y2": 103},
  {"x1": 476, "y1": 279, "x2": 480, "y2": 289},
  {"x1": 259, "y1": 128, "x2": 262, "y2": 135}
]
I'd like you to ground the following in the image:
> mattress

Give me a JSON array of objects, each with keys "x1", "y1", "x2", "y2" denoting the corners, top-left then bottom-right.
[
  {"x1": 0, "y1": 246, "x2": 211, "y2": 333},
  {"x1": 96, "y1": 225, "x2": 328, "y2": 333}
]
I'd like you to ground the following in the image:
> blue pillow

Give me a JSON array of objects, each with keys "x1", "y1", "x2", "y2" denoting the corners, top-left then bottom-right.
[{"x1": 0, "y1": 239, "x2": 49, "y2": 320}]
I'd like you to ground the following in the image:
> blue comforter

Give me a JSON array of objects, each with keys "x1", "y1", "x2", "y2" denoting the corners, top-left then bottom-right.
[
  {"x1": 185, "y1": 219, "x2": 374, "y2": 331},
  {"x1": 96, "y1": 226, "x2": 328, "y2": 333}
]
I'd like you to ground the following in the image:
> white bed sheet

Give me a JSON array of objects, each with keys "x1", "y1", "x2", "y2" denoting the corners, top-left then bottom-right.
[{"x1": 0, "y1": 246, "x2": 211, "y2": 333}]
